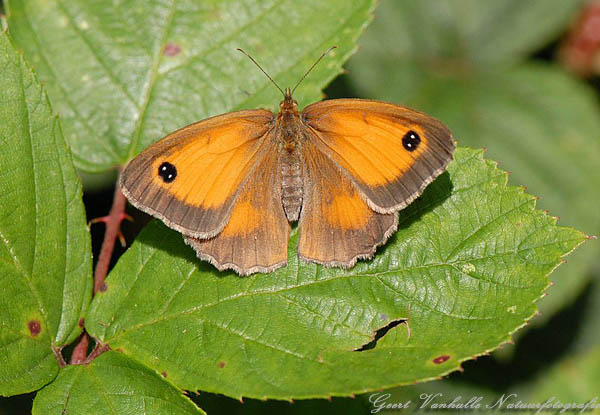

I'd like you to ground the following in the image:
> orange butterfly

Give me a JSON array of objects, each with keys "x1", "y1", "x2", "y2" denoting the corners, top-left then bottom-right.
[{"x1": 120, "y1": 48, "x2": 454, "y2": 275}]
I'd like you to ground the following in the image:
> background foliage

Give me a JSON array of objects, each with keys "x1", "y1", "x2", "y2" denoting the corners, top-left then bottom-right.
[{"x1": 1, "y1": 0, "x2": 599, "y2": 413}]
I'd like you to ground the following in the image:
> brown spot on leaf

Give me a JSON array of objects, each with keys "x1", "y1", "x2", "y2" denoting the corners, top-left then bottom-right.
[
  {"x1": 28, "y1": 320, "x2": 42, "y2": 337},
  {"x1": 161, "y1": 371, "x2": 167, "y2": 378},
  {"x1": 164, "y1": 43, "x2": 182, "y2": 56},
  {"x1": 78, "y1": 318, "x2": 85, "y2": 328},
  {"x1": 218, "y1": 361, "x2": 227, "y2": 368},
  {"x1": 433, "y1": 355, "x2": 450, "y2": 364}
]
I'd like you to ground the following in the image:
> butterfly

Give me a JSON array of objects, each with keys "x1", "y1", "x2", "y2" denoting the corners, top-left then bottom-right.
[{"x1": 120, "y1": 48, "x2": 454, "y2": 275}]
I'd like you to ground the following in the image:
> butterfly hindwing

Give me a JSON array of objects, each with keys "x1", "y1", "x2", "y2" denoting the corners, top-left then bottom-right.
[
  {"x1": 185, "y1": 144, "x2": 291, "y2": 275},
  {"x1": 298, "y1": 141, "x2": 398, "y2": 267}
]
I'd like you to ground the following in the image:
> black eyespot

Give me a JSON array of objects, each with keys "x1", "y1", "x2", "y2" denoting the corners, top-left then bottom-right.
[
  {"x1": 402, "y1": 130, "x2": 421, "y2": 152},
  {"x1": 158, "y1": 162, "x2": 177, "y2": 183}
]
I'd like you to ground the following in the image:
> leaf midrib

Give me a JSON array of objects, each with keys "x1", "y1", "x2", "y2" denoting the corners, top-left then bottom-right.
[
  {"x1": 126, "y1": 0, "x2": 178, "y2": 161},
  {"x1": 95, "y1": 220, "x2": 584, "y2": 346},
  {"x1": 102, "y1": 253, "x2": 546, "y2": 345}
]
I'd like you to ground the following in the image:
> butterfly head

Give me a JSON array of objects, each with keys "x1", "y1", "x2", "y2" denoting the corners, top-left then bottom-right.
[{"x1": 279, "y1": 88, "x2": 299, "y2": 115}]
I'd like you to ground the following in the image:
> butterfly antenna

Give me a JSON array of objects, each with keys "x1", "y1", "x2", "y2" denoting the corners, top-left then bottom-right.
[
  {"x1": 291, "y1": 46, "x2": 337, "y2": 95},
  {"x1": 237, "y1": 48, "x2": 285, "y2": 97}
]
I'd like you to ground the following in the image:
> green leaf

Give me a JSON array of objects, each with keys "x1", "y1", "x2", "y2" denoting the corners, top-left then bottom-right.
[
  {"x1": 348, "y1": 1, "x2": 600, "y2": 318},
  {"x1": 528, "y1": 345, "x2": 600, "y2": 403},
  {"x1": 85, "y1": 147, "x2": 585, "y2": 400},
  {"x1": 521, "y1": 277, "x2": 600, "y2": 403},
  {"x1": 0, "y1": 30, "x2": 92, "y2": 396},
  {"x1": 347, "y1": 0, "x2": 582, "y2": 75},
  {"x1": 5, "y1": 0, "x2": 376, "y2": 172},
  {"x1": 32, "y1": 351, "x2": 204, "y2": 415},
  {"x1": 196, "y1": 391, "x2": 372, "y2": 415}
]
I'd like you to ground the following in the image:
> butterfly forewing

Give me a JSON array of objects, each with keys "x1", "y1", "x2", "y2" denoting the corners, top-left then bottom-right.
[
  {"x1": 120, "y1": 110, "x2": 274, "y2": 238},
  {"x1": 302, "y1": 99, "x2": 454, "y2": 213}
]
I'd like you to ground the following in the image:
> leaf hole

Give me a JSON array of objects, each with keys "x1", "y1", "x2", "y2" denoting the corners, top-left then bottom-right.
[{"x1": 353, "y1": 318, "x2": 407, "y2": 352}]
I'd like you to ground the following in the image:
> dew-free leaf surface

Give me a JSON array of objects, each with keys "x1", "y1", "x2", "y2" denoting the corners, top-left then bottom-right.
[
  {"x1": 32, "y1": 351, "x2": 204, "y2": 415},
  {"x1": 0, "y1": 30, "x2": 92, "y2": 396},
  {"x1": 6, "y1": 0, "x2": 376, "y2": 172},
  {"x1": 86, "y1": 147, "x2": 586, "y2": 400}
]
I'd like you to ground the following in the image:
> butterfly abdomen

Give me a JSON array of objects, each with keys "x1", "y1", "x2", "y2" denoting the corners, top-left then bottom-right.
[{"x1": 281, "y1": 146, "x2": 303, "y2": 222}]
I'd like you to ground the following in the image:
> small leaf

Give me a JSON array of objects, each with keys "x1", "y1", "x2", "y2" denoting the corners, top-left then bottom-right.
[
  {"x1": 6, "y1": 0, "x2": 376, "y2": 172},
  {"x1": 86, "y1": 147, "x2": 586, "y2": 400},
  {"x1": 32, "y1": 351, "x2": 204, "y2": 415},
  {"x1": 0, "y1": 31, "x2": 92, "y2": 396}
]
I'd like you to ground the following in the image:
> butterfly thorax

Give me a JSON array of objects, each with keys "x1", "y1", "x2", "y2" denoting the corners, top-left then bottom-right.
[{"x1": 277, "y1": 92, "x2": 304, "y2": 222}]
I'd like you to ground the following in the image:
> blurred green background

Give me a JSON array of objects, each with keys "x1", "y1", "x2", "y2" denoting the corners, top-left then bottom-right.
[{"x1": 1, "y1": 0, "x2": 599, "y2": 413}]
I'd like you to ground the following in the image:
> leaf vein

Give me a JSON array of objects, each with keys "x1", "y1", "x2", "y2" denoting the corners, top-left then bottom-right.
[
  {"x1": 445, "y1": 198, "x2": 534, "y2": 262},
  {"x1": 127, "y1": 0, "x2": 178, "y2": 160}
]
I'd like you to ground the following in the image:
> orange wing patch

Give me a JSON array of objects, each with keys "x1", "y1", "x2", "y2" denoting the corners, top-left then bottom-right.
[
  {"x1": 303, "y1": 99, "x2": 454, "y2": 213},
  {"x1": 298, "y1": 142, "x2": 397, "y2": 267},
  {"x1": 120, "y1": 110, "x2": 273, "y2": 238},
  {"x1": 151, "y1": 118, "x2": 270, "y2": 209},
  {"x1": 186, "y1": 149, "x2": 290, "y2": 275},
  {"x1": 323, "y1": 191, "x2": 370, "y2": 230},
  {"x1": 308, "y1": 111, "x2": 428, "y2": 186},
  {"x1": 219, "y1": 200, "x2": 261, "y2": 237}
]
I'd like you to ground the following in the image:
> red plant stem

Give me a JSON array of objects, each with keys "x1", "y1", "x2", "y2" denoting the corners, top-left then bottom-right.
[
  {"x1": 70, "y1": 333, "x2": 89, "y2": 364},
  {"x1": 64, "y1": 177, "x2": 126, "y2": 366},
  {"x1": 64, "y1": 178, "x2": 126, "y2": 365},
  {"x1": 94, "y1": 180, "x2": 127, "y2": 294}
]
